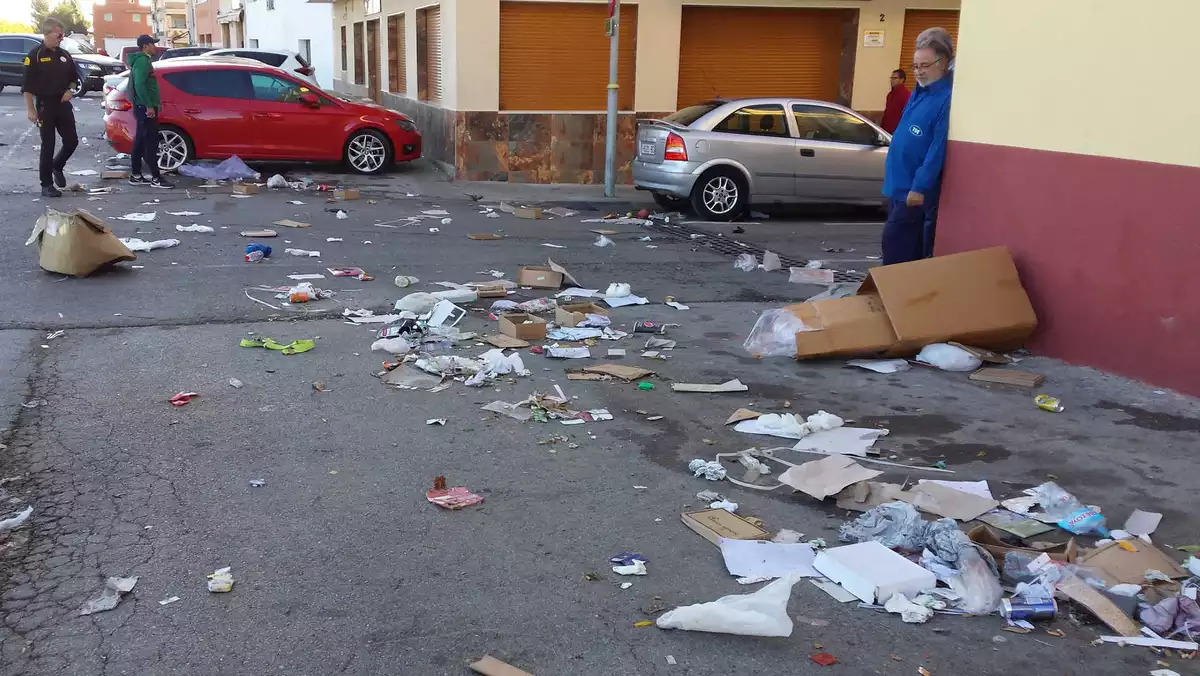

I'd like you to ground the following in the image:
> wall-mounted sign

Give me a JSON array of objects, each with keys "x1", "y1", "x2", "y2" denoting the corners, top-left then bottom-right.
[{"x1": 863, "y1": 30, "x2": 885, "y2": 48}]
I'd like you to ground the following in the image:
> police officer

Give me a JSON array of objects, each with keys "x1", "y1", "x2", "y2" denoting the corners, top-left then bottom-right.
[{"x1": 22, "y1": 18, "x2": 81, "y2": 198}]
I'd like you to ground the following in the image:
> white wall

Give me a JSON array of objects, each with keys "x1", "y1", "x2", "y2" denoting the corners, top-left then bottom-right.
[{"x1": 244, "y1": 0, "x2": 336, "y2": 90}]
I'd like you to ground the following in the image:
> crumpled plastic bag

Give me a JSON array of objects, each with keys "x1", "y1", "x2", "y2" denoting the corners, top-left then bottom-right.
[
  {"x1": 688, "y1": 459, "x2": 726, "y2": 481},
  {"x1": 119, "y1": 237, "x2": 179, "y2": 252},
  {"x1": 734, "y1": 253, "x2": 757, "y2": 272},
  {"x1": 593, "y1": 235, "x2": 614, "y2": 247},
  {"x1": 178, "y1": 154, "x2": 259, "y2": 181},
  {"x1": 79, "y1": 576, "x2": 138, "y2": 615},
  {"x1": 840, "y1": 501, "x2": 928, "y2": 550},
  {"x1": 395, "y1": 292, "x2": 440, "y2": 314},
  {"x1": 415, "y1": 355, "x2": 481, "y2": 377},
  {"x1": 884, "y1": 592, "x2": 934, "y2": 623},
  {"x1": 1139, "y1": 594, "x2": 1200, "y2": 637},
  {"x1": 371, "y1": 337, "x2": 412, "y2": 354},
  {"x1": 734, "y1": 411, "x2": 843, "y2": 440},
  {"x1": 1030, "y1": 481, "x2": 1108, "y2": 535},
  {"x1": 0, "y1": 506, "x2": 33, "y2": 532},
  {"x1": 946, "y1": 546, "x2": 1003, "y2": 615},
  {"x1": 266, "y1": 174, "x2": 288, "y2": 189},
  {"x1": 915, "y1": 343, "x2": 983, "y2": 372},
  {"x1": 743, "y1": 309, "x2": 810, "y2": 357},
  {"x1": 656, "y1": 573, "x2": 800, "y2": 637},
  {"x1": 760, "y1": 251, "x2": 782, "y2": 271}
]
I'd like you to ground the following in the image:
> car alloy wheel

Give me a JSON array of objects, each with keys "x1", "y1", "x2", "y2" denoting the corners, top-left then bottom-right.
[
  {"x1": 702, "y1": 175, "x2": 739, "y2": 215},
  {"x1": 347, "y1": 132, "x2": 387, "y2": 174},
  {"x1": 157, "y1": 129, "x2": 189, "y2": 172}
]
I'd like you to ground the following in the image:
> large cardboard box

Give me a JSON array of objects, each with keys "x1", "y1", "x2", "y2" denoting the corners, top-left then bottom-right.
[
  {"x1": 789, "y1": 247, "x2": 1037, "y2": 359},
  {"x1": 25, "y1": 208, "x2": 136, "y2": 276}
]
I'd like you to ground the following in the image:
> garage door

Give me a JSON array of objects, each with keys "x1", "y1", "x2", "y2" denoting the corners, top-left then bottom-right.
[
  {"x1": 898, "y1": 10, "x2": 960, "y2": 78},
  {"x1": 677, "y1": 7, "x2": 846, "y2": 110},
  {"x1": 500, "y1": 1, "x2": 637, "y2": 111}
]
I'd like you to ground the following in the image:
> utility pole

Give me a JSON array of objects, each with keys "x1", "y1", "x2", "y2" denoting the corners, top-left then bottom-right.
[
  {"x1": 602, "y1": 0, "x2": 620, "y2": 198},
  {"x1": 187, "y1": 0, "x2": 197, "y2": 46}
]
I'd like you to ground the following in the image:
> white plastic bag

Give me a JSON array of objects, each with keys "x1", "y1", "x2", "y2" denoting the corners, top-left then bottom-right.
[
  {"x1": 743, "y1": 309, "x2": 810, "y2": 357},
  {"x1": 734, "y1": 253, "x2": 757, "y2": 272},
  {"x1": 915, "y1": 343, "x2": 983, "y2": 372},
  {"x1": 394, "y1": 292, "x2": 439, "y2": 314},
  {"x1": 593, "y1": 235, "x2": 614, "y2": 248},
  {"x1": 656, "y1": 573, "x2": 800, "y2": 637},
  {"x1": 266, "y1": 174, "x2": 288, "y2": 189},
  {"x1": 761, "y1": 251, "x2": 782, "y2": 271},
  {"x1": 370, "y1": 338, "x2": 411, "y2": 354}
]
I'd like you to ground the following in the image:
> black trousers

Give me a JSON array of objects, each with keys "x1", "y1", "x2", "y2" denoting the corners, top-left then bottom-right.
[
  {"x1": 131, "y1": 104, "x2": 160, "y2": 178},
  {"x1": 37, "y1": 99, "x2": 78, "y2": 188}
]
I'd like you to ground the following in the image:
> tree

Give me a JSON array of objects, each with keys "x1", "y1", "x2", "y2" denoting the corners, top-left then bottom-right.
[
  {"x1": 31, "y1": 0, "x2": 50, "y2": 30},
  {"x1": 0, "y1": 19, "x2": 33, "y2": 33},
  {"x1": 47, "y1": 0, "x2": 90, "y2": 35}
]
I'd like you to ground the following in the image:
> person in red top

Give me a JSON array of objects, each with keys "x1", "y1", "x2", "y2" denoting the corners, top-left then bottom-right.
[{"x1": 881, "y1": 69, "x2": 911, "y2": 134}]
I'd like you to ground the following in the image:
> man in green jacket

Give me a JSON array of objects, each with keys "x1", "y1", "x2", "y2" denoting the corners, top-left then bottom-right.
[{"x1": 128, "y1": 35, "x2": 173, "y2": 188}]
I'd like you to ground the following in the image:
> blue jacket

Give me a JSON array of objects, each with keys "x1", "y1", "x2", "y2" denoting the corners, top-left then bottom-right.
[{"x1": 882, "y1": 74, "x2": 953, "y2": 202}]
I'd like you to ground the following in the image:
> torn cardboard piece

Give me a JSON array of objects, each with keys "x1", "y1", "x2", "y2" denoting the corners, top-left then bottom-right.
[
  {"x1": 778, "y1": 455, "x2": 881, "y2": 500},
  {"x1": 582, "y1": 364, "x2": 654, "y2": 381},
  {"x1": 725, "y1": 408, "x2": 762, "y2": 425},
  {"x1": 233, "y1": 183, "x2": 259, "y2": 195},
  {"x1": 671, "y1": 379, "x2": 748, "y2": 393},
  {"x1": 273, "y1": 219, "x2": 311, "y2": 228},
  {"x1": 1057, "y1": 573, "x2": 1141, "y2": 637},
  {"x1": 682, "y1": 509, "x2": 771, "y2": 546},
  {"x1": 1123, "y1": 509, "x2": 1162, "y2": 537},
  {"x1": 897, "y1": 482, "x2": 999, "y2": 521},
  {"x1": 240, "y1": 229, "x2": 278, "y2": 237},
  {"x1": 26, "y1": 208, "x2": 136, "y2": 276},
  {"x1": 468, "y1": 233, "x2": 505, "y2": 240},
  {"x1": 786, "y1": 247, "x2": 1038, "y2": 359},
  {"x1": 969, "y1": 368, "x2": 1045, "y2": 388},
  {"x1": 1079, "y1": 540, "x2": 1188, "y2": 586},
  {"x1": 835, "y1": 481, "x2": 906, "y2": 512},
  {"x1": 334, "y1": 188, "x2": 360, "y2": 201},
  {"x1": 484, "y1": 334, "x2": 530, "y2": 349},
  {"x1": 469, "y1": 655, "x2": 534, "y2": 676},
  {"x1": 792, "y1": 427, "x2": 889, "y2": 457},
  {"x1": 967, "y1": 525, "x2": 1076, "y2": 563}
]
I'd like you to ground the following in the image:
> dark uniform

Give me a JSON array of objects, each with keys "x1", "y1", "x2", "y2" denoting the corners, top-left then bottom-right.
[{"x1": 21, "y1": 43, "x2": 80, "y2": 190}]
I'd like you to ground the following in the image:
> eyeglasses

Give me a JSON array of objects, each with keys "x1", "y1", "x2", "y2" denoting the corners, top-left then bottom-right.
[{"x1": 912, "y1": 58, "x2": 943, "y2": 71}]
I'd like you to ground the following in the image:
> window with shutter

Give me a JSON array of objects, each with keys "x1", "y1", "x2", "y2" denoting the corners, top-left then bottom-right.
[
  {"x1": 388, "y1": 14, "x2": 405, "y2": 95},
  {"x1": 421, "y1": 5, "x2": 443, "y2": 104},
  {"x1": 898, "y1": 10, "x2": 960, "y2": 79},
  {"x1": 499, "y1": 1, "x2": 637, "y2": 111},
  {"x1": 353, "y1": 21, "x2": 364, "y2": 86}
]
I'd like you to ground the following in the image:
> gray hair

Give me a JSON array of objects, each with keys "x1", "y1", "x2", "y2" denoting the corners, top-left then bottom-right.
[
  {"x1": 915, "y1": 27, "x2": 955, "y2": 62},
  {"x1": 41, "y1": 17, "x2": 64, "y2": 35}
]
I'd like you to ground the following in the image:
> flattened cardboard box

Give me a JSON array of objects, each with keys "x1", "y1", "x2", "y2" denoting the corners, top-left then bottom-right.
[
  {"x1": 681, "y1": 509, "x2": 771, "y2": 546},
  {"x1": 787, "y1": 247, "x2": 1038, "y2": 359},
  {"x1": 26, "y1": 208, "x2": 136, "y2": 276}
]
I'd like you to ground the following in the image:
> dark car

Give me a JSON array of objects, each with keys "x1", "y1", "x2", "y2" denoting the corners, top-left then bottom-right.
[
  {"x1": 0, "y1": 33, "x2": 126, "y2": 95},
  {"x1": 119, "y1": 44, "x2": 167, "y2": 64},
  {"x1": 160, "y1": 46, "x2": 215, "y2": 60}
]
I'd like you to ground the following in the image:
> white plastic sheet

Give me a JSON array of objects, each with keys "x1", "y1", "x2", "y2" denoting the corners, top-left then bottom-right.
[{"x1": 656, "y1": 573, "x2": 801, "y2": 637}]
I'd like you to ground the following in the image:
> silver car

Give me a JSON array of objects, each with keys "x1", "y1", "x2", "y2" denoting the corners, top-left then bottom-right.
[{"x1": 633, "y1": 98, "x2": 890, "y2": 220}]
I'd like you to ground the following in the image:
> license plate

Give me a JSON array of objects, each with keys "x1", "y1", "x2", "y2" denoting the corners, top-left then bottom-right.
[{"x1": 639, "y1": 142, "x2": 656, "y2": 156}]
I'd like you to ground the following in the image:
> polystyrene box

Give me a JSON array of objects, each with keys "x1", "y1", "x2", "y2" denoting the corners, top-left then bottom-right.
[{"x1": 813, "y1": 541, "x2": 936, "y2": 604}]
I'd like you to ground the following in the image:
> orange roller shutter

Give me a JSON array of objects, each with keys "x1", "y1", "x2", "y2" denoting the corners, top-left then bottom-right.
[
  {"x1": 500, "y1": 1, "x2": 637, "y2": 111},
  {"x1": 898, "y1": 9, "x2": 960, "y2": 78},
  {"x1": 388, "y1": 14, "x2": 405, "y2": 95},
  {"x1": 677, "y1": 7, "x2": 845, "y2": 110},
  {"x1": 425, "y1": 6, "x2": 443, "y2": 103}
]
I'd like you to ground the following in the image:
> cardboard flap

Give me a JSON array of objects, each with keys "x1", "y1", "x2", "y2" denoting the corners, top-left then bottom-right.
[
  {"x1": 789, "y1": 294, "x2": 897, "y2": 359},
  {"x1": 75, "y1": 209, "x2": 111, "y2": 233},
  {"x1": 867, "y1": 247, "x2": 1037, "y2": 354}
]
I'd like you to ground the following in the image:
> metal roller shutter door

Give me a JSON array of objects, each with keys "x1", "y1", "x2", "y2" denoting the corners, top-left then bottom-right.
[
  {"x1": 898, "y1": 10, "x2": 960, "y2": 76},
  {"x1": 677, "y1": 7, "x2": 844, "y2": 110},
  {"x1": 500, "y1": 1, "x2": 637, "y2": 111}
]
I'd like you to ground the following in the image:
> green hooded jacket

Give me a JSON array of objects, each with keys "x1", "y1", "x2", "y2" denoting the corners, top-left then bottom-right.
[{"x1": 128, "y1": 51, "x2": 161, "y2": 109}]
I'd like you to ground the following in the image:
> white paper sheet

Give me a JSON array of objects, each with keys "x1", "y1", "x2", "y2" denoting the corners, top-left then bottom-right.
[
  {"x1": 604, "y1": 295, "x2": 649, "y2": 307},
  {"x1": 918, "y1": 479, "x2": 994, "y2": 500},
  {"x1": 793, "y1": 427, "x2": 888, "y2": 456},
  {"x1": 719, "y1": 538, "x2": 819, "y2": 579}
]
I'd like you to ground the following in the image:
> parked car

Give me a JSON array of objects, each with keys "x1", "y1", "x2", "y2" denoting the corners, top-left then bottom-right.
[
  {"x1": 119, "y1": 44, "x2": 168, "y2": 65},
  {"x1": 0, "y1": 33, "x2": 126, "y2": 95},
  {"x1": 103, "y1": 57, "x2": 421, "y2": 174},
  {"x1": 204, "y1": 48, "x2": 317, "y2": 85},
  {"x1": 633, "y1": 98, "x2": 890, "y2": 220},
  {"x1": 160, "y1": 46, "x2": 215, "y2": 60}
]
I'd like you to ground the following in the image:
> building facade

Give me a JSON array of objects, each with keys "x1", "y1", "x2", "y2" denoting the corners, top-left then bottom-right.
[
  {"x1": 93, "y1": 0, "x2": 154, "y2": 54},
  {"x1": 329, "y1": 0, "x2": 960, "y2": 182},
  {"x1": 151, "y1": 0, "x2": 191, "y2": 46},
  {"x1": 243, "y1": 0, "x2": 336, "y2": 89},
  {"x1": 192, "y1": 0, "x2": 244, "y2": 47},
  {"x1": 936, "y1": 0, "x2": 1200, "y2": 395}
]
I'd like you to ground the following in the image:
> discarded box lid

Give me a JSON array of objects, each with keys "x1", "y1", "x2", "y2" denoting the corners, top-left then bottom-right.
[
  {"x1": 967, "y1": 524, "x2": 1077, "y2": 563},
  {"x1": 26, "y1": 208, "x2": 136, "y2": 276},
  {"x1": 555, "y1": 302, "x2": 608, "y2": 328},
  {"x1": 788, "y1": 247, "x2": 1037, "y2": 360},
  {"x1": 813, "y1": 541, "x2": 936, "y2": 605},
  {"x1": 681, "y1": 509, "x2": 771, "y2": 546},
  {"x1": 499, "y1": 313, "x2": 547, "y2": 340}
]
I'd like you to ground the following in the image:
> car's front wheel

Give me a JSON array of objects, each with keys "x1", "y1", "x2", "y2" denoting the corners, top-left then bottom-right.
[
  {"x1": 157, "y1": 126, "x2": 193, "y2": 172},
  {"x1": 344, "y1": 128, "x2": 391, "y2": 175},
  {"x1": 690, "y1": 167, "x2": 748, "y2": 221}
]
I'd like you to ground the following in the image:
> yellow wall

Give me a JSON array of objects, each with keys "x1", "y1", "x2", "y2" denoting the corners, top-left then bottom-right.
[
  {"x1": 951, "y1": 0, "x2": 1200, "y2": 168},
  {"x1": 333, "y1": 0, "x2": 962, "y2": 113}
]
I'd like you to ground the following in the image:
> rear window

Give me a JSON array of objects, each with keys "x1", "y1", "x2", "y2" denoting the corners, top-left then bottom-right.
[
  {"x1": 665, "y1": 103, "x2": 719, "y2": 127},
  {"x1": 236, "y1": 51, "x2": 287, "y2": 67}
]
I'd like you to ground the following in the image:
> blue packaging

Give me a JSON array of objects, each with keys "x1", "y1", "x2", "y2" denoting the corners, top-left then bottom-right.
[{"x1": 1057, "y1": 507, "x2": 1107, "y2": 535}]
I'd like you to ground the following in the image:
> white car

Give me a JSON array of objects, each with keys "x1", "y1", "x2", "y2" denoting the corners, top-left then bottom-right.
[{"x1": 204, "y1": 48, "x2": 317, "y2": 85}]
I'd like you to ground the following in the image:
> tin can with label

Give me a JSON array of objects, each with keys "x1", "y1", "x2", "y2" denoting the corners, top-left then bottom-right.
[
  {"x1": 1001, "y1": 599, "x2": 1057, "y2": 621},
  {"x1": 1034, "y1": 394, "x2": 1064, "y2": 412}
]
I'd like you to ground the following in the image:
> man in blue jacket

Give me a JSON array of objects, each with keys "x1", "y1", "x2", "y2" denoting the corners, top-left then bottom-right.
[{"x1": 880, "y1": 28, "x2": 954, "y2": 264}]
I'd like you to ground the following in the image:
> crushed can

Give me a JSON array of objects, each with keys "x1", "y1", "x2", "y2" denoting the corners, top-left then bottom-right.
[
  {"x1": 1034, "y1": 394, "x2": 1064, "y2": 412},
  {"x1": 634, "y1": 321, "x2": 666, "y2": 334},
  {"x1": 1001, "y1": 599, "x2": 1056, "y2": 621}
]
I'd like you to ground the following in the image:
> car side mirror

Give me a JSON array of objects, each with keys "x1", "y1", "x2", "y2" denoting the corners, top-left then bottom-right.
[
  {"x1": 299, "y1": 93, "x2": 320, "y2": 109},
  {"x1": 877, "y1": 134, "x2": 890, "y2": 147}
]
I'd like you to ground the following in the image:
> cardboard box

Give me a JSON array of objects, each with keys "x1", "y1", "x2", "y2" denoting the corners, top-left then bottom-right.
[
  {"x1": 232, "y1": 183, "x2": 259, "y2": 195},
  {"x1": 787, "y1": 247, "x2": 1038, "y2": 359},
  {"x1": 1079, "y1": 540, "x2": 1188, "y2": 586},
  {"x1": 681, "y1": 509, "x2": 771, "y2": 546},
  {"x1": 334, "y1": 188, "x2": 360, "y2": 201},
  {"x1": 555, "y1": 302, "x2": 608, "y2": 328},
  {"x1": 25, "y1": 208, "x2": 136, "y2": 276},
  {"x1": 513, "y1": 206, "x2": 543, "y2": 220},
  {"x1": 101, "y1": 170, "x2": 129, "y2": 179},
  {"x1": 814, "y1": 541, "x2": 936, "y2": 604},
  {"x1": 517, "y1": 266, "x2": 563, "y2": 289},
  {"x1": 476, "y1": 283, "x2": 509, "y2": 298},
  {"x1": 968, "y1": 525, "x2": 1077, "y2": 564},
  {"x1": 499, "y1": 313, "x2": 547, "y2": 340}
]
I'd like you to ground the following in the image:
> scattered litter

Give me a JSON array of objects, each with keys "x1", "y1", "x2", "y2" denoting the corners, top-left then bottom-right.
[
  {"x1": 688, "y1": 459, "x2": 727, "y2": 481},
  {"x1": 847, "y1": 359, "x2": 910, "y2": 374},
  {"x1": 69, "y1": 169, "x2": 98, "y2": 176},
  {"x1": 426, "y1": 476, "x2": 484, "y2": 510},
  {"x1": 20, "y1": 399, "x2": 47, "y2": 409},
  {"x1": 734, "y1": 411, "x2": 842, "y2": 440},
  {"x1": 120, "y1": 237, "x2": 179, "y2": 252},
  {"x1": 228, "y1": 378, "x2": 243, "y2": 388},
  {"x1": 761, "y1": 251, "x2": 782, "y2": 271},
  {"x1": 249, "y1": 479, "x2": 266, "y2": 487},
  {"x1": 672, "y1": 379, "x2": 747, "y2": 393},
  {"x1": 734, "y1": 253, "x2": 757, "y2": 272},
  {"x1": 284, "y1": 248, "x2": 320, "y2": 257},
  {"x1": 594, "y1": 235, "x2": 614, "y2": 247},
  {"x1": 789, "y1": 267, "x2": 836, "y2": 284},
  {"x1": 613, "y1": 560, "x2": 648, "y2": 576},
  {"x1": 335, "y1": 210, "x2": 348, "y2": 220},
  {"x1": 0, "y1": 506, "x2": 33, "y2": 532},
  {"x1": 240, "y1": 229, "x2": 277, "y2": 238},
  {"x1": 266, "y1": 174, "x2": 289, "y2": 189},
  {"x1": 426, "y1": 418, "x2": 447, "y2": 426},
  {"x1": 158, "y1": 596, "x2": 181, "y2": 606},
  {"x1": 179, "y1": 155, "x2": 258, "y2": 181},
  {"x1": 656, "y1": 573, "x2": 802, "y2": 637},
  {"x1": 744, "y1": 309, "x2": 811, "y2": 357},
  {"x1": 206, "y1": 567, "x2": 235, "y2": 593},
  {"x1": 469, "y1": 655, "x2": 533, "y2": 676},
  {"x1": 720, "y1": 538, "x2": 819, "y2": 579},
  {"x1": 580, "y1": 364, "x2": 654, "y2": 381},
  {"x1": 167, "y1": 211, "x2": 201, "y2": 216},
  {"x1": 176, "y1": 224, "x2": 214, "y2": 233},
  {"x1": 665, "y1": 301, "x2": 690, "y2": 310},
  {"x1": 115, "y1": 212, "x2": 157, "y2": 222},
  {"x1": 169, "y1": 391, "x2": 199, "y2": 406},
  {"x1": 810, "y1": 578, "x2": 860, "y2": 603},
  {"x1": 779, "y1": 455, "x2": 881, "y2": 500},
  {"x1": 79, "y1": 576, "x2": 138, "y2": 615},
  {"x1": 1123, "y1": 509, "x2": 1162, "y2": 537},
  {"x1": 810, "y1": 653, "x2": 838, "y2": 667},
  {"x1": 916, "y1": 343, "x2": 984, "y2": 372},
  {"x1": 240, "y1": 337, "x2": 316, "y2": 355},
  {"x1": 711, "y1": 500, "x2": 738, "y2": 513}
]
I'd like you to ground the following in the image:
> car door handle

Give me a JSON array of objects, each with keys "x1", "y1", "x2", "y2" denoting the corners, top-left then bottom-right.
[
  {"x1": 183, "y1": 108, "x2": 201, "y2": 115},
  {"x1": 800, "y1": 148, "x2": 815, "y2": 157},
  {"x1": 252, "y1": 113, "x2": 284, "y2": 120}
]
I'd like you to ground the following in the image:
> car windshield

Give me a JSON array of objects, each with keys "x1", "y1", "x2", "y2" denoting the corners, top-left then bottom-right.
[
  {"x1": 665, "y1": 103, "x2": 719, "y2": 126},
  {"x1": 60, "y1": 37, "x2": 95, "y2": 55}
]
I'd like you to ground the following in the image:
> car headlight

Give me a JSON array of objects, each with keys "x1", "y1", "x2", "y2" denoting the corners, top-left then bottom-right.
[
  {"x1": 84, "y1": 63, "x2": 101, "y2": 71},
  {"x1": 396, "y1": 119, "x2": 417, "y2": 133}
]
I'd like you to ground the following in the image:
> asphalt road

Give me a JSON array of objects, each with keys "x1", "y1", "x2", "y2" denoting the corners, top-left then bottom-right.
[{"x1": 2, "y1": 90, "x2": 1199, "y2": 676}]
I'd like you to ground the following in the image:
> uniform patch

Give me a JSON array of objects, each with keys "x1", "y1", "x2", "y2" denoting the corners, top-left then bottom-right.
[
  {"x1": 24, "y1": 56, "x2": 31, "y2": 65},
  {"x1": 60, "y1": 56, "x2": 67, "y2": 62},
  {"x1": 909, "y1": 125, "x2": 923, "y2": 137},
  {"x1": 39, "y1": 57, "x2": 52, "y2": 62}
]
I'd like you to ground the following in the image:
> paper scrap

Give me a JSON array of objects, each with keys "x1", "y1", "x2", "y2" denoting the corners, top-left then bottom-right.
[
  {"x1": 792, "y1": 427, "x2": 888, "y2": 457},
  {"x1": 719, "y1": 538, "x2": 819, "y2": 579},
  {"x1": 725, "y1": 408, "x2": 762, "y2": 425},
  {"x1": 671, "y1": 379, "x2": 747, "y2": 393},
  {"x1": 847, "y1": 359, "x2": 911, "y2": 374},
  {"x1": 1123, "y1": 509, "x2": 1162, "y2": 536},
  {"x1": 778, "y1": 455, "x2": 882, "y2": 500}
]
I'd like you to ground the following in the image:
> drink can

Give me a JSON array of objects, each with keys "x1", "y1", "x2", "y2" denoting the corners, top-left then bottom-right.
[
  {"x1": 1001, "y1": 599, "x2": 1056, "y2": 621},
  {"x1": 1034, "y1": 394, "x2": 1064, "y2": 412}
]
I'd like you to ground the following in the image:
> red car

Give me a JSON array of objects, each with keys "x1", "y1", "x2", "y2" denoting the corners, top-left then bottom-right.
[{"x1": 103, "y1": 57, "x2": 421, "y2": 174}]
